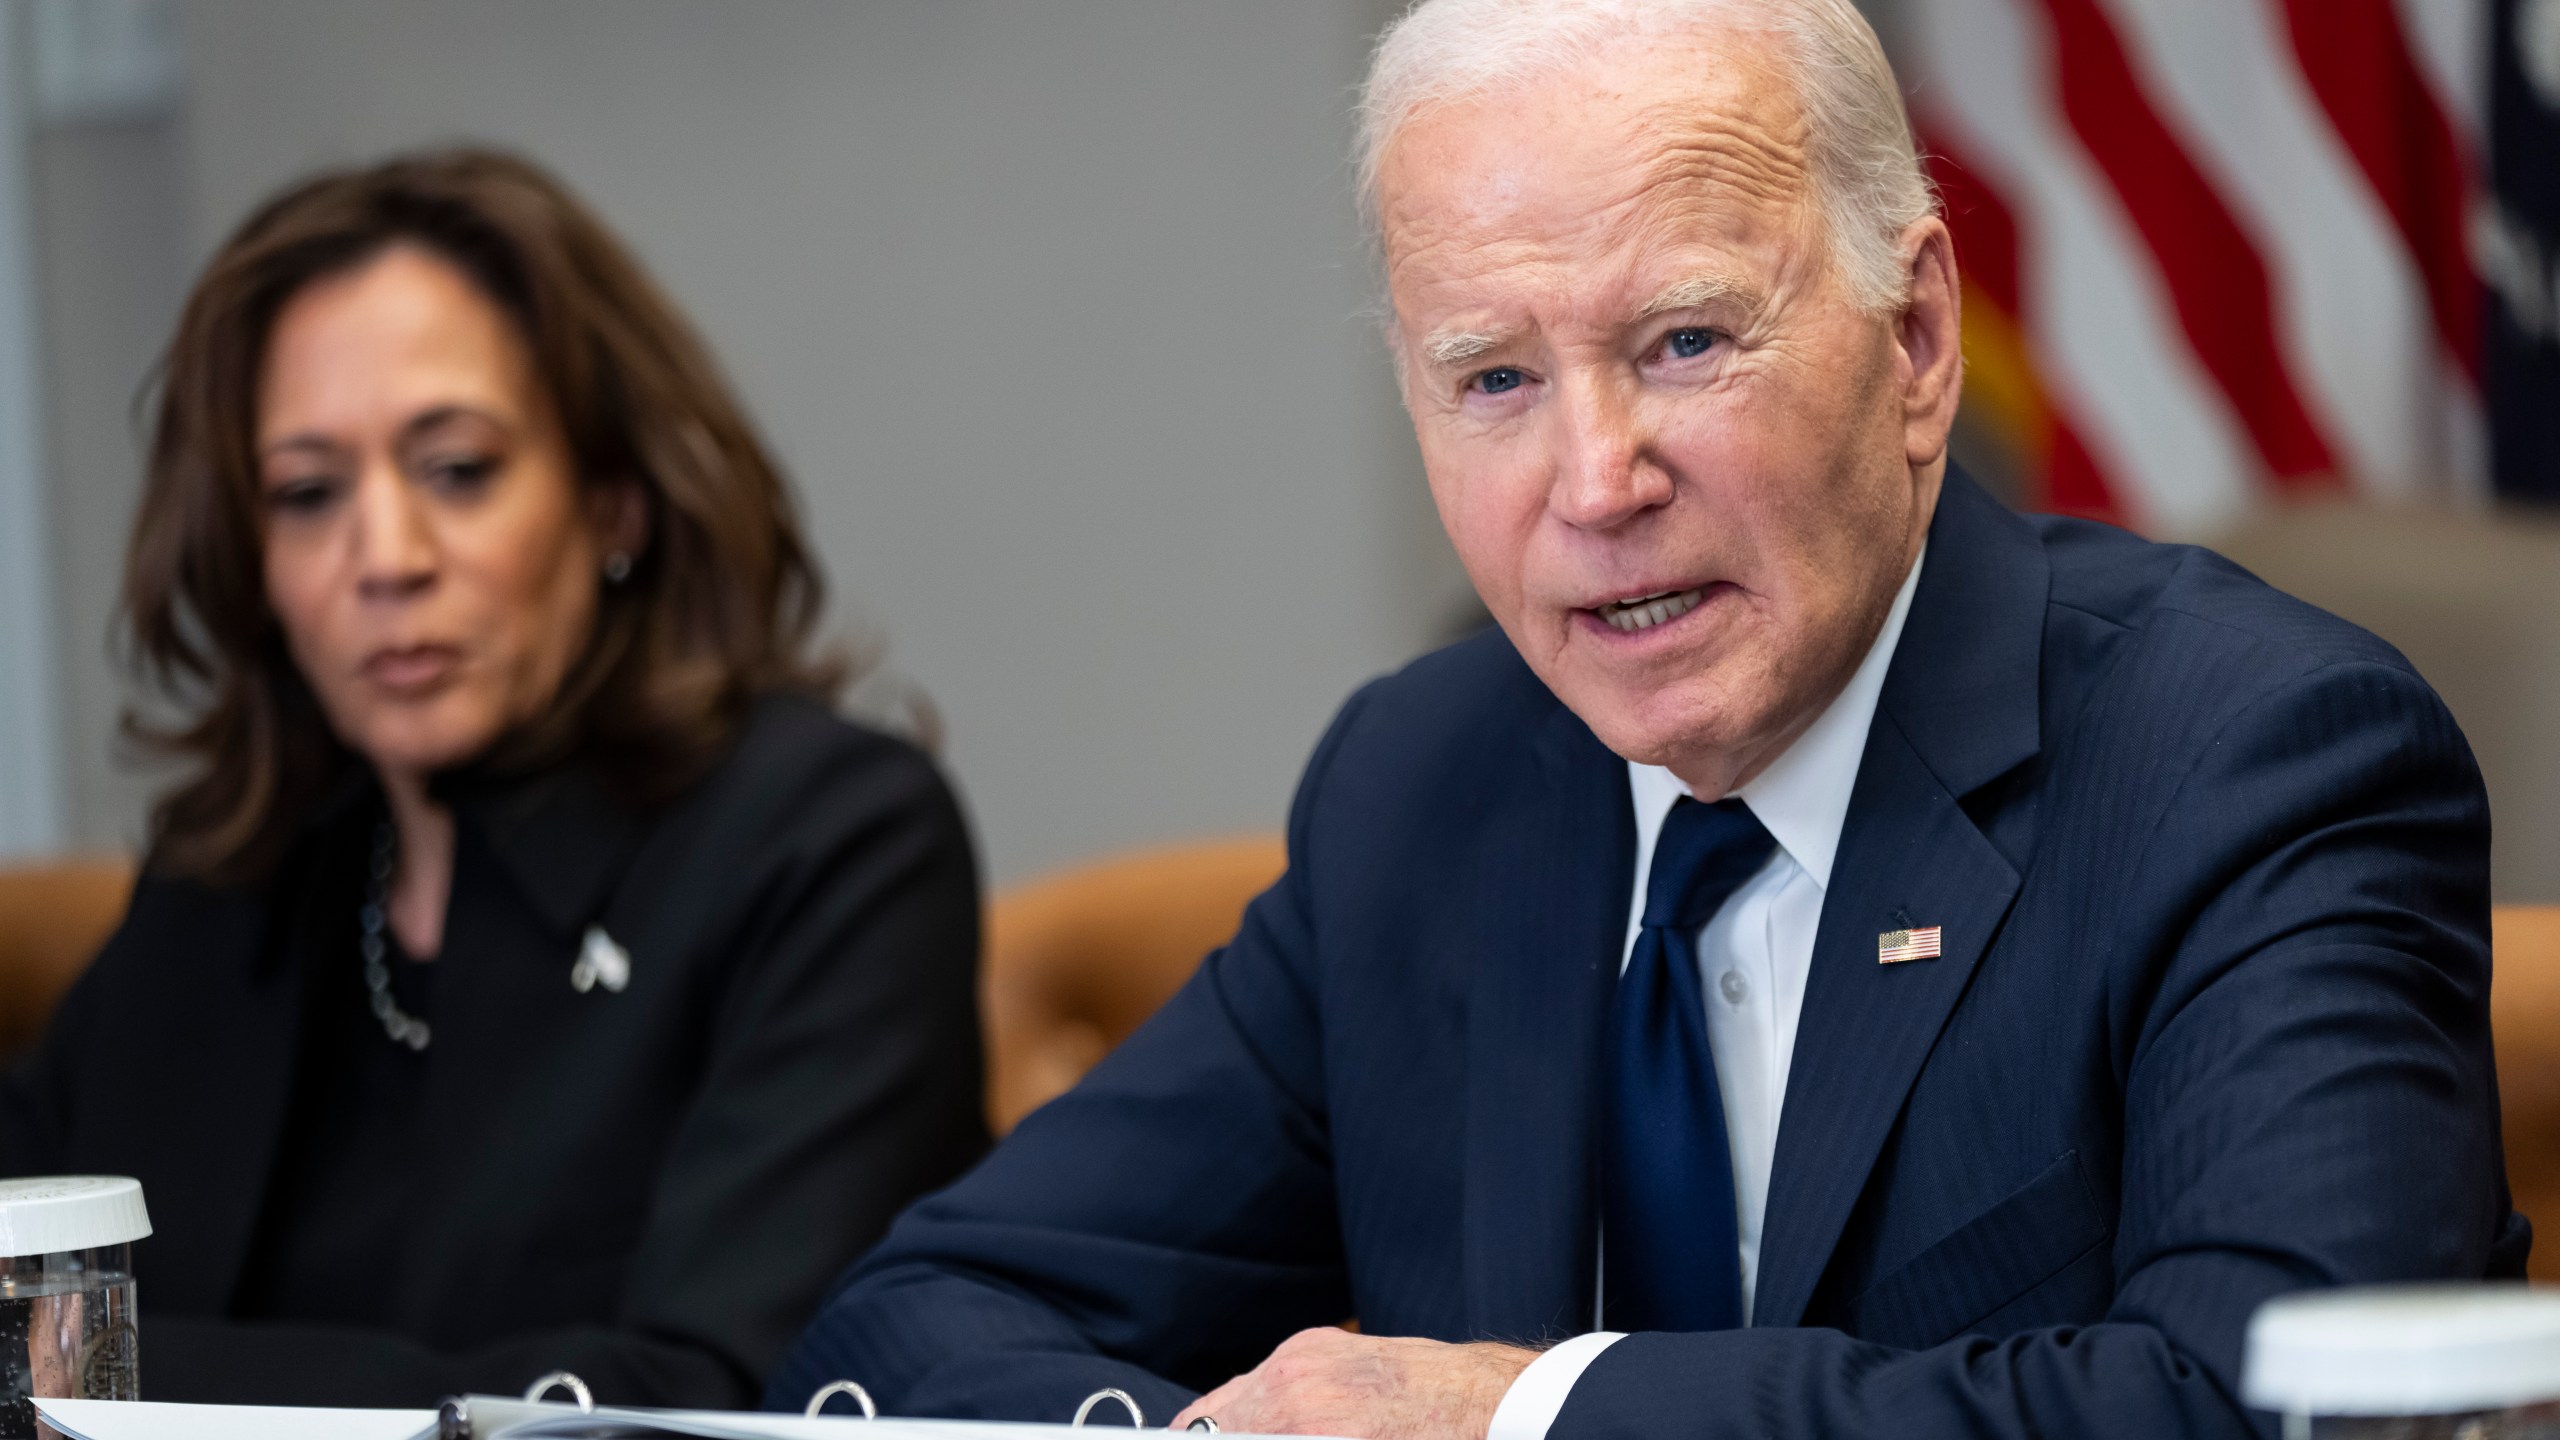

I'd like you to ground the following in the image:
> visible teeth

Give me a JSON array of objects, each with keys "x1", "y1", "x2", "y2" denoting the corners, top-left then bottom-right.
[{"x1": 1601, "y1": 588, "x2": 1705, "y2": 633}]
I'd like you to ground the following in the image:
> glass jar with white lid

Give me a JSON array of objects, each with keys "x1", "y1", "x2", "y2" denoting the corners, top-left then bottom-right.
[
  {"x1": 0, "y1": 1177, "x2": 150, "y2": 1440},
  {"x1": 2246, "y1": 1284, "x2": 2560, "y2": 1439}
]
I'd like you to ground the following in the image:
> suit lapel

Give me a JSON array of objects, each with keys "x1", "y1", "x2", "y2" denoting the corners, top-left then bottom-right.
[
  {"x1": 1460, "y1": 701, "x2": 1633, "y2": 1344},
  {"x1": 436, "y1": 759, "x2": 648, "y2": 940},
  {"x1": 1748, "y1": 718, "x2": 2021, "y2": 1326},
  {"x1": 1750, "y1": 471, "x2": 2049, "y2": 1329},
  {"x1": 412, "y1": 761, "x2": 649, "y2": 1313},
  {"x1": 146, "y1": 829, "x2": 337, "y2": 1311}
]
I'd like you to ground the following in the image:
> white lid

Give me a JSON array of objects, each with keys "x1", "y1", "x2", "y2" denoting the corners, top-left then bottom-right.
[
  {"x1": 2245, "y1": 1285, "x2": 2560, "y2": 1415},
  {"x1": 0, "y1": 1176, "x2": 152, "y2": 1257}
]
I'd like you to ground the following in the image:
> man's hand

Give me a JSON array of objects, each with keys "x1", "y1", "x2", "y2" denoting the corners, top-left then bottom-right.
[{"x1": 1172, "y1": 1328, "x2": 1540, "y2": 1440}]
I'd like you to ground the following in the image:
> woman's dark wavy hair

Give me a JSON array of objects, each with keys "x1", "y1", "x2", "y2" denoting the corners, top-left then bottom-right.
[{"x1": 123, "y1": 147, "x2": 844, "y2": 884}]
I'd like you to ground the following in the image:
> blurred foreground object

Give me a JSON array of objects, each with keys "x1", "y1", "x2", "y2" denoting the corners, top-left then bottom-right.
[
  {"x1": 983, "y1": 836, "x2": 1285, "y2": 1134},
  {"x1": 2243, "y1": 1284, "x2": 2560, "y2": 1437},
  {"x1": 0, "y1": 859, "x2": 128, "y2": 1062},
  {"x1": 1903, "y1": 0, "x2": 2533, "y2": 527},
  {"x1": 0, "y1": 1175, "x2": 149, "y2": 1433}
]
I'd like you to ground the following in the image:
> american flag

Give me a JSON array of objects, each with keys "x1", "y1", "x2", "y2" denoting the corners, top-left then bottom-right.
[
  {"x1": 1879, "y1": 926, "x2": 1946, "y2": 963},
  {"x1": 1897, "y1": 0, "x2": 2543, "y2": 526}
]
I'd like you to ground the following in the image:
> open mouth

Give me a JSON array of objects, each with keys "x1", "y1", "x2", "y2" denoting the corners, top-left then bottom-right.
[
  {"x1": 1595, "y1": 587, "x2": 1707, "y2": 634},
  {"x1": 363, "y1": 643, "x2": 462, "y2": 691}
]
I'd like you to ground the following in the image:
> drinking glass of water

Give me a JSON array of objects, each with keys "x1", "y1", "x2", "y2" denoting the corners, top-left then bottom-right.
[
  {"x1": 0, "y1": 1177, "x2": 149, "y2": 1440},
  {"x1": 2246, "y1": 1284, "x2": 2560, "y2": 1439}
]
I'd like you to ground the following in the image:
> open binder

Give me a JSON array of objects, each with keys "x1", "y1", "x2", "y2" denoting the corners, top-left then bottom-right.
[{"x1": 36, "y1": 1373, "x2": 1317, "y2": 1440}]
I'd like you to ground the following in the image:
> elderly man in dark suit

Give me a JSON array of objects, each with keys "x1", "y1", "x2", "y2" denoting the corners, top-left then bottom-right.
[{"x1": 772, "y1": 1, "x2": 2524, "y2": 1436}]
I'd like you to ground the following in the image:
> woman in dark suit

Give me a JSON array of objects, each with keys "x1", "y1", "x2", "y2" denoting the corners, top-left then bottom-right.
[{"x1": 0, "y1": 150, "x2": 985, "y2": 1410}]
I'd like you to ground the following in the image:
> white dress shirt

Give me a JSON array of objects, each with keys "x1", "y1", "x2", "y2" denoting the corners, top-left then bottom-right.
[{"x1": 1487, "y1": 547, "x2": 1925, "y2": 1440}]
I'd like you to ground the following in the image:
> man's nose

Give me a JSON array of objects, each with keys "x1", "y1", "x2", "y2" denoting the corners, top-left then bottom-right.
[
  {"x1": 1547, "y1": 373, "x2": 1672, "y2": 530},
  {"x1": 353, "y1": 466, "x2": 437, "y2": 599}
]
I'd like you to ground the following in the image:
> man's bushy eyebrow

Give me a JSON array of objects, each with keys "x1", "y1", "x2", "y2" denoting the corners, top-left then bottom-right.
[
  {"x1": 1636, "y1": 271, "x2": 1759, "y2": 318},
  {"x1": 1415, "y1": 270, "x2": 1763, "y2": 370},
  {"x1": 1424, "y1": 329, "x2": 1507, "y2": 366}
]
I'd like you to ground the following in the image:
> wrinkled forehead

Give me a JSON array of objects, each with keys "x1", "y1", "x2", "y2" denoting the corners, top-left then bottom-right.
[{"x1": 1374, "y1": 29, "x2": 1818, "y2": 297}]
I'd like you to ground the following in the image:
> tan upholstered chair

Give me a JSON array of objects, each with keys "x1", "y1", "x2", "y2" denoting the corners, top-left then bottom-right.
[
  {"x1": 982, "y1": 835, "x2": 1288, "y2": 1134},
  {"x1": 0, "y1": 858, "x2": 134, "y2": 1063},
  {"x1": 2493, "y1": 905, "x2": 2560, "y2": 1280}
]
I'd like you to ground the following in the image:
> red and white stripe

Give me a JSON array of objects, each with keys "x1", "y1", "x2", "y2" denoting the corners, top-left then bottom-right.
[{"x1": 1905, "y1": 0, "x2": 2487, "y2": 529}]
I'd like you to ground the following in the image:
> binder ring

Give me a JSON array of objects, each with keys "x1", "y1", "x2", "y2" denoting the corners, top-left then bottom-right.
[
  {"x1": 523, "y1": 1371, "x2": 596, "y2": 1412},
  {"x1": 806, "y1": 1379, "x2": 881, "y2": 1420},
  {"x1": 1072, "y1": 1388, "x2": 1145, "y2": 1428}
]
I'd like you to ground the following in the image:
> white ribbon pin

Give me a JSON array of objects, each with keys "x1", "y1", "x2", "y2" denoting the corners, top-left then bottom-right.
[{"x1": 571, "y1": 925, "x2": 632, "y2": 993}]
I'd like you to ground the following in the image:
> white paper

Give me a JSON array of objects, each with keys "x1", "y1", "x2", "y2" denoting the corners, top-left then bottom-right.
[
  {"x1": 35, "y1": 1396, "x2": 1353, "y2": 1440},
  {"x1": 482, "y1": 1414, "x2": 1318, "y2": 1440},
  {"x1": 531, "y1": 1418, "x2": 1345, "y2": 1440},
  {"x1": 33, "y1": 1397, "x2": 436, "y2": 1440}
]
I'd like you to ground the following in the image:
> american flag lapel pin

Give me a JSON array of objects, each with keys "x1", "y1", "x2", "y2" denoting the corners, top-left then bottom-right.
[{"x1": 1878, "y1": 925, "x2": 1943, "y2": 964}]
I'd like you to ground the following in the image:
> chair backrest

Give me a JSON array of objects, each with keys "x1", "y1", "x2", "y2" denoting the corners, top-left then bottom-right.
[
  {"x1": 982, "y1": 835, "x2": 1287, "y2": 1134},
  {"x1": 2494, "y1": 905, "x2": 2560, "y2": 1279},
  {"x1": 0, "y1": 858, "x2": 135, "y2": 1063}
]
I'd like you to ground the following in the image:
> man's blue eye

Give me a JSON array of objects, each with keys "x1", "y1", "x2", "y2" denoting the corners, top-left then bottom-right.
[
  {"x1": 1476, "y1": 367, "x2": 1525, "y2": 395},
  {"x1": 1664, "y1": 328, "x2": 1716, "y2": 359}
]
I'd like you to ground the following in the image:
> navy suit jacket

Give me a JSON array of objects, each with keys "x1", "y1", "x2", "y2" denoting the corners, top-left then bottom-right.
[{"x1": 773, "y1": 473, "x2": 2525, "y2": 1439}]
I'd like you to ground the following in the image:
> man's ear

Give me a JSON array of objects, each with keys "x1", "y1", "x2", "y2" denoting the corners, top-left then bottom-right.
[
  {"x1": 1894, "y1": 217, "x2": 1963, "y2": 470},
  {"x1": 590, "y1": 478, "x2": 652, "y2": 566}
]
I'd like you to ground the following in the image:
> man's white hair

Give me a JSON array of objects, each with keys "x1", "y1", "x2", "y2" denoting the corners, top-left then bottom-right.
[{"x1": 1357, "y1": 0, "x2": 1938, "y2": 313}]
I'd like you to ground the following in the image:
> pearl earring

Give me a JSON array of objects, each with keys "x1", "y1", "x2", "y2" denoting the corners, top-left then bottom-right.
[{"x1": 602, "y1": 551, "x2": 633, "y2": 584}]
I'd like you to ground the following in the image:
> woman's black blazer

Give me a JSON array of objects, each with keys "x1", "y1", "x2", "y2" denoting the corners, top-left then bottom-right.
[{"x1": 0, "y1": 695, "x2": 987, "y2": 1410}]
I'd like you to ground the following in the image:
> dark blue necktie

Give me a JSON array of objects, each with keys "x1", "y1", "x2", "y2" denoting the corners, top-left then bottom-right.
[{"x1": 1602, "y1": 795, "x2": 1777, "y2": 1333}]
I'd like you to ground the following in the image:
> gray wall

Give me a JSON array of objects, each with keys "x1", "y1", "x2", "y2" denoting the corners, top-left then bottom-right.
[
  {"x1": 30, "y1": 114, "x2": 183, "y2": 858},
  {"x1": 42, "y1": 0, "x2": 1467, "y2": 883}
]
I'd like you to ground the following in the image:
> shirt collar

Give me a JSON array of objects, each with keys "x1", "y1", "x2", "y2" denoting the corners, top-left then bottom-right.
[
  {"x1": 430, "y1": 753, "x2": 650, "y2": 942},
  {"x1": 1627, "y1": 542, "x2": 1927, "y2": 893}
]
